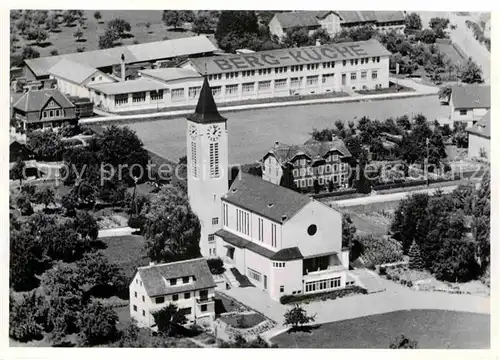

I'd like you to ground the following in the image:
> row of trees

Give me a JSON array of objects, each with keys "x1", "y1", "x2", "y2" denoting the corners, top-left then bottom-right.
[{"x1": 391, "y1": 170, "x2": 490, "y2": 282}]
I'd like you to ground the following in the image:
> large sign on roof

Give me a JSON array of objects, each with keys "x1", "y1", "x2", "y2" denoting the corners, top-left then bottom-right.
[{"x1": 189, "y1": 39, "x2": 390, "y2": 74}]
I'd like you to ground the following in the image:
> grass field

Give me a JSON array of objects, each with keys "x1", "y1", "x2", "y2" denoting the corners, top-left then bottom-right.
[
  {"x1": 99, "y1": 234, "x2": 149, "y2": 280},
  {"x1": 271, "y1": 310, "x2": 490, "y2": 349},
  {"x1": 436, "y1": 42, "x2": 468, "y2": 67},
  {"x1": 11, "y1": 10, "x2": 198, "y2": 58},
  {"x1": 220, "y1": 313, "x2": 267, "y2": 329}
]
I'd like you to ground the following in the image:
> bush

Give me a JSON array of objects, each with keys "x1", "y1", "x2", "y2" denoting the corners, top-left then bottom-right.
[
  {"x1": 280, "y1": 286, "x2": 367, "y2": 305},
  {"x1": 358, "y1": 235, "x2": 404, "y2": 265},
  {"x1": 379, "y1": 266, "x2": 387, "y2": 275},
  {"x1": 407, "y1": 280, "x2": 413, "y2": 288},
  {"x1": 386, "y1": 274, "x2": 392, "y2": 280},
  {"x1": 128, "y1": 215, "x2": 145, "y2": 232},
  {"x1": 393, "y1": 275, "x2": 400, "y2": 282}
]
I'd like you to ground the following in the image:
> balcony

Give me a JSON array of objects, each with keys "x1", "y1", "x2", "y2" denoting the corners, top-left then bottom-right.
[{"x1": 196, "y1": 296, "x2": 215, "y2": 304}]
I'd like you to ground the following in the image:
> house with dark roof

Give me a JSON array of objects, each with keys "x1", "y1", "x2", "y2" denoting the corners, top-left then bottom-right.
[
  {"x1": 262, "y1": 138, "x2": 353, "y2": 191},
  {"x1": 183, "y1": 76, "x2": 350, "y2": 302},
  {"x1": 269, "y1": 11, "x2": 342, "y2": 38},
  {"x1": 12, "y1": 89, "x2": 77, "y2": 131},
  {"x1": 339, "y1": 11, "x2": 406, "y2": 33},
  {"x1": 269, "y1": 11, "x2": 406, "y2": 39},
  {"x1": 129, "y1": 258, "x2": 216, "y2": 328},
  {"x1": 466, "y1": 110, "x2": 490, "y2": 160},
  {"x1": 450, "y1": 84, "x2": 490, "y2": 125}
]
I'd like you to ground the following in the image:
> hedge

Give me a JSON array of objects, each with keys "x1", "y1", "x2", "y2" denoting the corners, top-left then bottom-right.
[{"x1": 280, "y1": 286, "x2": 367, "y2": 305}]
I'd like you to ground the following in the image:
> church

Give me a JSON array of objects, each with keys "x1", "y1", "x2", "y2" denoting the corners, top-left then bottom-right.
[{"x1": 186, "y1": 76, "x2": 351, "y2": 301}]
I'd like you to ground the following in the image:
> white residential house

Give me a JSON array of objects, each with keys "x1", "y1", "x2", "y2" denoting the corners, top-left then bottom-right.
[
  {"x1": 186, "y1": 76, "x2": 353, "y2": 302},
  {"x1": 466, "y1": 110, "x2": 490, "y2": 161},
  {"x1": 48, "y1": 59, "x2": 117, "y2": 99},
  {"x1": 129, "y1": 258, "x2": 216, "y2": 329},
  {"x1": 450, "y1": 84, "x2": 490, "y2": 126}
]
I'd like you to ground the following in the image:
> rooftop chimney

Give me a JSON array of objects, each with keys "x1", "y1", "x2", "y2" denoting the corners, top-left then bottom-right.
[
  {"x1": 316, "y1": 39, "x2": 321, "y2": 47},
  {"x1": 120, "y1": 53, "x2": 126, "y2": 82}
]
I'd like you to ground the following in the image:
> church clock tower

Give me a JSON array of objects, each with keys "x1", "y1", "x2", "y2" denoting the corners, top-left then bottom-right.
[{"x1": 186, "y1": 76, "x2": 228, "y2": 257}]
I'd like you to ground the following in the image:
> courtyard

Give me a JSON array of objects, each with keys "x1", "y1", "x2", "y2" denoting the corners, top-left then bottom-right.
[
  {"x1": 127, "y1": 95, "x2": 449, "y2": 165},
  {"x1": 271, "y1": 309, "x2": 490, "y2": 348}
]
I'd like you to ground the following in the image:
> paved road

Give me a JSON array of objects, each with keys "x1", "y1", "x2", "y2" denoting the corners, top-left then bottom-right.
[
  {"x1": 97, "y1": 226, "x2": 136, "y2": 238},
  {"x1": 331, "y1": 185, "x2": 457, "y2": 208}
]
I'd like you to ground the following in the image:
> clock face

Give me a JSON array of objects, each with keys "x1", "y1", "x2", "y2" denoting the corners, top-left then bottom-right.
[
  {"x1": 189, "y1": 125, "x2": 198, "y2": 140},
  {"x1": 206, "y1": 124, "x2": 222, "y2": 142}
]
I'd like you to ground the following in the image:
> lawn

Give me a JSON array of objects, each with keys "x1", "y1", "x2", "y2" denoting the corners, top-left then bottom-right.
[
  {"x1": 127, "y1": 96, "x2": 445, "y2": 165},
  {"x1": 271, "y1": 310, "x2": 490, "y2": 348},
  {"x1": 99, "y1": 234, "x2": 149, "y2": 280},
  {"x1": 11, "y1": 10, "x2": 199, "y2": 59}
]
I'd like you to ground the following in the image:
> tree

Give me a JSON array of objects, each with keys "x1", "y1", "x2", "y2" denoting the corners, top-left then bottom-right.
[
  {"x1": 98, "y1": 31, "x2": 116, "y2": 50},
  {"x1": 438, "y1": 84, "x2": 452, "y2": 103},
  {"x1": 432, "y1": 235, "x2": 480, "y2": 282},
  {"x1": 10, "y1": 227, "x2": 40, "y2": 291},
  {"x1": 473, "y1": 170, "x2": 490, "y2": 271},
  {"x1": 73, "y1": 211, "x2": 99, "y2": 241},
  {"x1": 429, "y1": 17, "x2": 450, "y2": 32},
  {"x1": 151, "y1": 303, "x2": 188, "y2": 336},
  {"x1": 21, "y1": 183, "x2": 38, "y2": 203},
  {"x1": 283, "y1": 304, "x2": 315, "y2": 329},
  {"x1": 16, "y1": 195, "x2": 34, "y2": 216},
  {"x1": 94, "y1": 11, "x2": 102, "y2": 23},
  {"x1": 62, "y1": 10, "x2": 77, "y2": 26},
  {"x1": 342, "y1": 213, "x2": 357, "y2": 249},
  {"x1": 78, "y1": 301, "x2": 119, "y2": 345},
  {"x1": 27, "y1": 130, "x2": 65, "y2": 161},
  {"x1": 50, "y1": 48, "x2": 59, "y2": 56},
  {"x1": 283, "y1": 26, "x2": 312, "y2": 48},
  {"x1": 405, "y1": 13, "x2": 422, "y2": 33},
  {"x1": 192, "y1": 12, "x2": 216, "y2": 34},
  {"x1": 107, "y1": 18, "x2": 131, "y2": 37},
  {"x1": 143, "y1": 185, "x2": 201, "y2": 263},
  {"x1": 46, "y1": 14, "x2": 59, "y2": 32},
  {"x1": 76, "y1": 251, "x2": 126, "y2": 293},
  {"x1": 216, "y1": 11, "x2": 259, "y2": 42},
  {"x1": 420, "y1": 28, "x2": 437, "y2": 44},
  {"x1": 97, "y1": 125, "x2": 149, "y2": 184},
  {"x1": 9, "y1": 291, "x2": 46, "y2": 341},
  {"x1": 313, "y1": 179, "x2": 320, "y2": 194},
  {"x1": 10, "y1": 159, "x2": 26, "y2": 186},
  {"x1": 408, "y1": 240, "x2": 424, "y2": 270},
  {"x1": 389, "y1": 334, "x2": 418, "y2": 349},
  {"x1": 34, "y1": 187, "x2": 55, "y2": 209},
  {"x1": 279, "y1": 163, "x2": 297, "y2": 191},
  {"x1": 73, "y1": 26, "x2": 84, "y2": 41},
  {"x1": 460, "y1": 58, "x2": 484, "y2": 84},
  {"x1": 144, "y1": 21, "x2": 151, "y2": 33},
  {"x1": 21, "y1": 45, "x2": 40, "y2": 60},
  {"x1": 162, "y1": 10, "x2": 195, "y2": 30}
]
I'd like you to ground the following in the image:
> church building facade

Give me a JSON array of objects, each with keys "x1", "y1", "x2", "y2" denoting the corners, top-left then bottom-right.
[{"x1": 186, "y1": 77, "x2": 351, "y2": 301}]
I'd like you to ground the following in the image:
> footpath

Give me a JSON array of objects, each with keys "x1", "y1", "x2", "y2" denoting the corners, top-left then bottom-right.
[{"x1": 81, "y1": 78, "x2": 439, "y2": 125}]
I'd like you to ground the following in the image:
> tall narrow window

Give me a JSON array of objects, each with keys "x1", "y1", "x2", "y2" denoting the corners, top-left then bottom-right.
[
  {"x1": 191, "y1": 141, "x2": 198, "y2": 178},
  {"x1": 223, "y1": 203, "x2": 228, "y2": 226},
  {"x1": 271, "y1": 223, "x2": 277, "y2": 247},
  {"x1": 209, "y1": 143, "x2": 220, "y2": 178}
]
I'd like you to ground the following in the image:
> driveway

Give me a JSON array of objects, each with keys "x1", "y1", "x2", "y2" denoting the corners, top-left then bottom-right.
[{"x1": 220, "y1": 276, "x2": 490, "y2": 340}]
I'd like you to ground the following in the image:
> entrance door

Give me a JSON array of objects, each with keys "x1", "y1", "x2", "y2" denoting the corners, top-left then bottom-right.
[
  {"x1": 263, "y1": 275, "x2": 267, "y2": 290},
  {"x1": 341, "y1": 74, "x2": 347, "y2": 86}
]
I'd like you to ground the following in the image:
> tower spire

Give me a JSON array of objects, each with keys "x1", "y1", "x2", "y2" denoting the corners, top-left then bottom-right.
[{"x1": 187, "y1": 76, "x2": 226, "y2": 124}]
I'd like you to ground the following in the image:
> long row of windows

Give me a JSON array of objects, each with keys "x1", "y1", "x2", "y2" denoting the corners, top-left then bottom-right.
[
  {"x1": 292, "y1": 163, "x2": 348, "y2": 177},
  {"x1": 273, "y1": 262, "x2": 285, "y2": 268},
  {"x1": 236, "y1": 208, "x2": 250, "y2": 235},
  {"x1": 305, "y1": 277, "x2": 342, "y2": 293},
  {"x1": 205, "y1": 56, "x2": 383, "y2": 81},
  {"x1": 295, "y1": 174, "x2": 346, "y2": 188}
]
